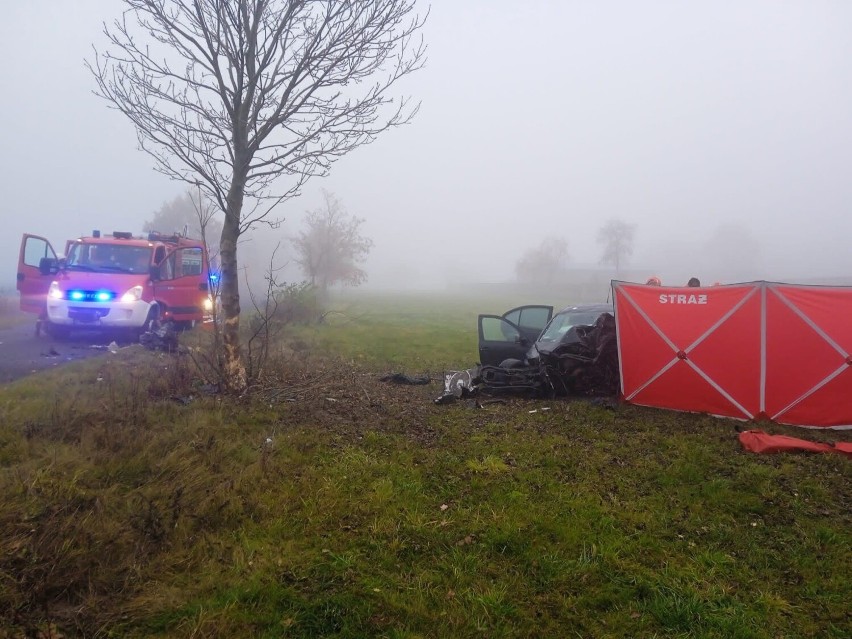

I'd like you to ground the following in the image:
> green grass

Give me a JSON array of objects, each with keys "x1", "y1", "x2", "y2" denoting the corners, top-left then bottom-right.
[
  {"x1": 288, "y1": 288, "x2": 585, "y2": 371},
  {"x1": 0, "y1": 290, "x2": 849, "y2": 638}
]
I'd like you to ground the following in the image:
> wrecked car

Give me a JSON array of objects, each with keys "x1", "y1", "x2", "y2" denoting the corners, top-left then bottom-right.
[{"x1": 441, "y1": 303, "x2": 619, "y2": 402}]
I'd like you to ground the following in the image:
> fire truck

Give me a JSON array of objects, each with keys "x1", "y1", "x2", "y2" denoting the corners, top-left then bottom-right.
[{"x1": 17, "y1": 230, "x2": 213, "y2": 339}]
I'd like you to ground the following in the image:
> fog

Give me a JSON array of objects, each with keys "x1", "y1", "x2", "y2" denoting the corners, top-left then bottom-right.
[{"x1": 3, "y1": 1, "x2": 851, "y2": 293}]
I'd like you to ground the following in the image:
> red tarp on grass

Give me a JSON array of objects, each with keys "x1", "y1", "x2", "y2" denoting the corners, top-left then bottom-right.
[
  {"x1": 613, "y1": 281, "x2": 852, "y2": 429},
  {"x1": 738, "y1": 430, "x2": 852, "y2": 456}
]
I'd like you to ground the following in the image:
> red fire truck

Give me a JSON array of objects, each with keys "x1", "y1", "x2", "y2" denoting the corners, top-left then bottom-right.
[{"x1": 17, "y1": 230, "x2": 213, "y2": 338}]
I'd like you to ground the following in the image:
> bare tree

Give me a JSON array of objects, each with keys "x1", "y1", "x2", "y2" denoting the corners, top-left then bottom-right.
[
  {"x1": 88, "y1": 1, "x2": 426, "y2": 391},
  {"x1": 293, "y1": 190, "x2": 373, "y2": 292},
  {"x1": 597, "y1": 219, "x2": 635, "y2": 274},
  {"x1": 145, "y1": 190, "x2": 223, "y2": 244},
  {"x1": 515, "y1": 238, "x2": 569, "y2": 284}
]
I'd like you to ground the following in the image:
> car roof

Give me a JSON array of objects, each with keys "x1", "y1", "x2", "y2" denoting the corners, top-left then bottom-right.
[{"x1": 554, "y1": 303, "x2": 613, "y2": 315}]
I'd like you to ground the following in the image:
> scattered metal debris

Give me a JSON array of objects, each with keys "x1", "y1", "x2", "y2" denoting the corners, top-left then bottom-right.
[
  {"x1": 434, "y1": 367, "x2": 481, "y2": 404},
  {"x1": 140, "y1": 321, "x2": 180, "y2": 352},
  {"x1": 379, "y1": 372, "x2": 431, "y2": 385},
  {"x1": 477, "y1": 399, "x2": 508, "y2": 408}
]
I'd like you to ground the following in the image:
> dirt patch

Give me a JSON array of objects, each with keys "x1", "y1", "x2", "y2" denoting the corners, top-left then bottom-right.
[{"x1": 253, "y1": 357, "x2": 444, "y2": 445}]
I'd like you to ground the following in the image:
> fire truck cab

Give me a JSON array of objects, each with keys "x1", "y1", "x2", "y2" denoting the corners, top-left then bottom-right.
[{"x1": 17, "y1": 230, "x2": 213, "y2": 338}]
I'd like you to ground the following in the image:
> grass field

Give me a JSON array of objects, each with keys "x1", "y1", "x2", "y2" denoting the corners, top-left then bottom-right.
[{"x1": 0, "y1": 290, "x2": 849, "y2": 638}]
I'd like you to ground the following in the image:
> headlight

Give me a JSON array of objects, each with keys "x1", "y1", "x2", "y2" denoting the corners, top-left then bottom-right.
[
  {"x1": 120, "y1": 285, "x2": 143, "y2": 303},
  {"x1": 203, "y1": 296, "x2": 214, "y2": 311},
  {"x1": 48, "y1": 281, "x2": 63, "y2": 300}
]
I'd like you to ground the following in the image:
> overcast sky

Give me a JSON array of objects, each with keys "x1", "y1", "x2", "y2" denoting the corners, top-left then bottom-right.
[{"x1": 2, "y1": 0, "x2": 851, "y2": 290}]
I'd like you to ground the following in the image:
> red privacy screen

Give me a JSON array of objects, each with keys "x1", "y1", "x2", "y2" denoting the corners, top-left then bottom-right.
[{"x1": 613, "y1": 281, "x2": 852, "y2": 429}]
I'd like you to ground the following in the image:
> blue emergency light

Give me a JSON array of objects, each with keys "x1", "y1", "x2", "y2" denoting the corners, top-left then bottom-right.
[{"x1": 66, "y1": 290, "x2": 115, "y2": 302}]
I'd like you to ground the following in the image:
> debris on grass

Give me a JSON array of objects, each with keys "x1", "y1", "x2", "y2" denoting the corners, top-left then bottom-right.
[
  {"x1": 434, "y1": 367, "x2": 480, "y2": 404},
  {"x1": 140, "y1": 321, "x2": 180, "y2": 352},
  {"x1": 379, "y1": 372, "x2": 431, "y2": 385}
]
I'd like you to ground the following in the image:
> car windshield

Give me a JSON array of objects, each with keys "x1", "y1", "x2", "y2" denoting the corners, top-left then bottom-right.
[
  {"x1": 538, "y1": 310, "x2": 607, "y2": 343},
  {"x1": 66, "y1": 243, "x2": 152, "y2": 274}
]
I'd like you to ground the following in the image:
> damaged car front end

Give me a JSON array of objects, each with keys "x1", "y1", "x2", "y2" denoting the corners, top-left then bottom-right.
[
  {"x1": 531, "y1": 307, "x2": 618, "y2": 396},
  {"x1": 436, "y1": 303, "x2": 619, "y2": 404}
]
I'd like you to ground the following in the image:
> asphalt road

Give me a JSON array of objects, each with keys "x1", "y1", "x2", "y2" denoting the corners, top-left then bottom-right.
[{"x1": 0, "y1": 320, "x2": 134, "y2": 384}]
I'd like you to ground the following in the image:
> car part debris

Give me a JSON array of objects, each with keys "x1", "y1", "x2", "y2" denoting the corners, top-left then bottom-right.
[
  {"x1": 379, "y1": 372, "x2": 431, "y2": 385},
  {"x1": 480, "y1": 365, "x2": 543, "y2": 393},
  {"x1": 434, "y1": 366, "x2": 481, "y2": 404},
  {"x1": 140, "y1": 320, "x2": 179, "y2": 352}
]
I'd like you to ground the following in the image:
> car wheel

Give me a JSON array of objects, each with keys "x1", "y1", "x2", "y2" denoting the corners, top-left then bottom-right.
[{"x1": 137, "y1": 306, "x2": 161, "y2": 338}]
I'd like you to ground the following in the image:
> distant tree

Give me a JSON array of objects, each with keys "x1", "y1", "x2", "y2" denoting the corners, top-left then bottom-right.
[
  {"x1": 89, "y1": 0, "x2": 426, "y2": 391},
  {"x1": 293, "y1": 191, "x2": 373, "y2": 292},
  {"x1": 597, "y1": 219, "x2": 636, "y2": 274},
  {"x1": 515, "y1": 238, "x2": 569, "y2": 284},
  {"x1": 144, "y1": 191, "x2": 223, "y2": 252}
]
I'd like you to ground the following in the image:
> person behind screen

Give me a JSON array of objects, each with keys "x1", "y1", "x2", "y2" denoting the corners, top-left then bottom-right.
[
  {"x1": 646, "y1": 276, "x2": 661, "y2": 286},
  {"x1": 687, "y1": 277, "x2": 701, "y2": 287}
]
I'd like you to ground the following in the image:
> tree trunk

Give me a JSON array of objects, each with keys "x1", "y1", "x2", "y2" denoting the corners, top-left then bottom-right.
[{"x1": 219, "y1": 171, "x2": 248, "y2": 392}]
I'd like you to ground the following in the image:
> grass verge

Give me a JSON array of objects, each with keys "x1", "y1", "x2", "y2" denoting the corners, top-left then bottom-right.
[{"x1": 0, "y1": 292, "x2": 849, "y2": 638}]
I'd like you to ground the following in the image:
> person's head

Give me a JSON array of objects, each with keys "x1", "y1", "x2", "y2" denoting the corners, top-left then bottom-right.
[
  {"x1": 687, "y1": 277, "x2": 701, "y2": 287},
  {"x1": 645, "y1": 276, "x2": 661, "y2": 286}
]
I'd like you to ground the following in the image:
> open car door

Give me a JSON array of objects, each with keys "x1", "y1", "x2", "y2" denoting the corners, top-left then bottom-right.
[
  {"x1": 153, "y1": 246, "x2": 210, "y2": 322},
  {"x1": 17, "y1": 234, "x2": 57, "y2": 314},
  {"x1": 478, "y1": 305, "x2": 553, "y2": 366}
]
